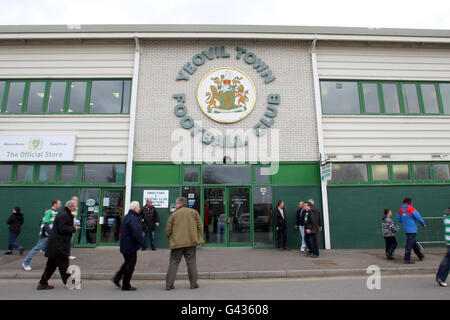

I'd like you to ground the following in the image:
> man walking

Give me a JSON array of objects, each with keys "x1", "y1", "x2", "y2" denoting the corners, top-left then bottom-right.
[
  {"x1": 295, "y1": 201, "x2": 307, "y2": 252},
  {"x1": 113, "y1": 201, "x2": 144, "y2": 291},
  {"x1": 37, "y1": 200, "x2": 79, "y2": 290},
  {"x1": 165, "y1": 197, "x2": 204, "y2": 290},
  {"x1": 397, "y1": 198, "x2": 426, "y2": 264},
  {"x1": 5, "y1": 207, "x2": 24, "y2": 255},
  {"x1": 22, "y1": 200, "x2": 61, "y2": 271},
  {"x1": 435, "y1": 208, "x2": 450, "y2": 287},
  {"x1": 139, "y1": 198, "x2": 160, "y2": 251},
  {"x1": 303, "y1": 201, "x2": 321, "y2": 258},
  {"x1": 275, "y1": 200, "x2": 289, "y2": 251}
]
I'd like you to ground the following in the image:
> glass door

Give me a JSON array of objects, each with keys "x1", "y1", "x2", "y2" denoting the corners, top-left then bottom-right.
[
  {"x1": 76, "y1": 188, "x2": 100, "y2": 246},
  {"x1": 98, "y1": 189, "x2": 124, "y2": 245},
  {"x1": 203, "y1": 188, "x2": 226, "y2": 246},
  {"x1": 228, "y1": 187, "x2": 251, "y2": 246}
]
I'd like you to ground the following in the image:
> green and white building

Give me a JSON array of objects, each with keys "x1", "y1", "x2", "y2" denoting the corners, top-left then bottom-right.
[{"x1": 0, "y1": 25, "x2": 449, "y2": 250}]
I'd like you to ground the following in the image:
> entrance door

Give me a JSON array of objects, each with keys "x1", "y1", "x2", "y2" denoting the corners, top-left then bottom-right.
[
  {"x1": 98, "y1": 189, "x2": 124, "y2": 245},
  {"x1": 203, "y1": 187, "x2": 251, "y2": 246},
  {"x1": 76, "y1": 188, "x2": 100, "y2": 246}
]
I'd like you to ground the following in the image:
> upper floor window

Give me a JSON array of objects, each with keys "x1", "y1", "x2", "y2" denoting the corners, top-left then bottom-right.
[
  {"x1": 321, "y1": 80, "x2": 449, "y2": 116},
  {"x1": 0, "y1": 79, "x2": 131, "y2": 114}
]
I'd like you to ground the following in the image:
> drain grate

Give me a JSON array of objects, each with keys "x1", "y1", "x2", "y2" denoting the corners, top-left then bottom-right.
[{"x1": 311, "y1": 259, "x2": 336, "y2": 265}]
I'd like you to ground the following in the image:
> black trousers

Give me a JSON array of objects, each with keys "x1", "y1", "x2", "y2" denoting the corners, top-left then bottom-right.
[
  {"x1": 39, "y1": 257, "x2": 70, "y2": 286},
  {"x1": 276, "y1": 226, "x2": 287, "y2": 248},
  {"x1": 114, "y1": 252, "x2": 137, "y2": 289},
  {"x1": 404, "y1": 233, "x2": 424, "y2": 261},
  {"x1": 305, "y1": 232, "x2": 319, "y2": 256},
  {"x1": 384, "y1": 236, "x2": 397, "y2": 256}
]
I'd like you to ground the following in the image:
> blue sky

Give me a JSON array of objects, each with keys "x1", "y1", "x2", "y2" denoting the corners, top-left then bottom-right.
[{"x1": 0, "y1": 0, "x2": 449, "y2": 29}]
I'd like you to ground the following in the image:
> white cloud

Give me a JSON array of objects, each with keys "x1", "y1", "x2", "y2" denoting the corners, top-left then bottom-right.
[{"x1": 0, "y1": 0, "x2": 449, "y2": 29}]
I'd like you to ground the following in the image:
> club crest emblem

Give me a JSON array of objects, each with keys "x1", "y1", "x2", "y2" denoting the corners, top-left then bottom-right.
[
  {"x1": 197, "y1": 67, "x2": 256, "y2": 123},
  {"x1": 29, "y1": 139, "x2": 43, "y2": 150}
]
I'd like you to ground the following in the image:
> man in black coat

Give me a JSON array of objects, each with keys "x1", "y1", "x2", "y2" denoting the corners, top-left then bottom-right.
[
  {"x1": 274, "y1": 200, "x2": 289, "y2": 251},
  {"x1": 139, "y1": 199, "x2": 160, "y2": 251},
  {"x1": 37, "y1": 200, "x2": 79, "y2": 290},
  {"x1": 303, "y1": 201, "x2": 322, "y2": 258},
  {"x1": 5, "y1": 207, "x2": 24, "y2": 255},
  {"x1": 113, "y1": 201, "x2": 144, "y2": 291}
]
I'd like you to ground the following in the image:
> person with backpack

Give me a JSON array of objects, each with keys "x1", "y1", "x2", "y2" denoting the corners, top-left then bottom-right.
[
  {"x1": 22, "y1": 200, "x2": 61, "y2": 271},
  {"x1": 5, "y1": 207, "x2": 24, "y2": 255},
  {"x1": 381, "y1": 208, "x2": 400, "y2": 260}
]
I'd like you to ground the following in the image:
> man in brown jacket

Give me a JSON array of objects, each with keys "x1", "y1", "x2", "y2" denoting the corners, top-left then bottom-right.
[{"x1": 165, "y1": 197, "x2": 204, "y2": 290}]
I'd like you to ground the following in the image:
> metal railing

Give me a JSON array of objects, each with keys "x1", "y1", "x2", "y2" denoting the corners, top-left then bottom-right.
[{"x1": 417, "y1": 217, "x2": 445, "y2": 250}]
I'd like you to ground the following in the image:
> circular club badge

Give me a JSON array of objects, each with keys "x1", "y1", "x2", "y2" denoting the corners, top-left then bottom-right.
[{"x1": 197, "y1": 67, "x2": 256, "y2": 123}]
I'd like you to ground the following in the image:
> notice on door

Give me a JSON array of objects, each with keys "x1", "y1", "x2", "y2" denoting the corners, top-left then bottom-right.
[{"x1": 143, "y1": 190, "x2": 169, "y2": 208}]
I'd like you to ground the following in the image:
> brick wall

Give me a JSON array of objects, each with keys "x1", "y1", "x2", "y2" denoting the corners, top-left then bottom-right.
[{"x1": 134, "y1": 39, "x2": 318, "y2": 162}]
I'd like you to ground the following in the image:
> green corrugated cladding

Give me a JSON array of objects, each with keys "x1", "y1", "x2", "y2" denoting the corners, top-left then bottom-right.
[
  {"x1": 327, "y1": 185, "x2": 450, "y2": 249},
  {"x1": 0, "y1": 187, "x2": 79, "y2": 250},
  {"x1": 130, "y1": 187, "x2": 180, "y2": 248},
  {"x1": 273, "y1": 186, "x2": 324, "y2": 249}
]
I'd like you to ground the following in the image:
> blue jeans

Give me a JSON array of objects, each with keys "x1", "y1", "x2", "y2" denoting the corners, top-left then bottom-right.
[
  {"x1": 23, "y1": 237, "x2": 48, "y2": 266},
  {"x1": 404, "y1": 233, "x2": 423, "y2": 261},
  {"x1": 142, "y1": 231, "x2": 155, "y2": 250},
  {"x1": 8, "y1": 233, "x2": 23, "y2": 251},
  {"x1": 436, "y1": 247, "x2": 450, "y2": 283},
  {"x1": 217, "y1": 221, "x2": 225, "y2": 243}
]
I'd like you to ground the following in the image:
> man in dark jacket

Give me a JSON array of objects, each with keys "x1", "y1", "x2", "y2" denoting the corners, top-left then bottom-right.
[
  {"x1": 139, "y1": 199, "x2": 160, "y2": 251},
  {"x1": 113, "y1": 201, "x2": 144, "y2": 291},
  {"x1": 37, "y1": 200, "x2": 79, "y2": 290},
  {"x1": 303, "y1": 201, "x2": 322, "y2": 258},
  {"x1": 274, "y1": 200, "x2": 289, "y2": 251},
  {"x1": 5, "y1": 207, "x2": 24, "y2": 255}
]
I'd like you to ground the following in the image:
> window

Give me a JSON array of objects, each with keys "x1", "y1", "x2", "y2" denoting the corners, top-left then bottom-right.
[
  {"x1": 38, "y1": 165, "x2": 56, "y2": 182},
  {"x1": 16, "y1": 165, "x2": 34, "y2": 181},
  {"x1": 47, "y1": 81, "x2": 67, "y2": 112},
  {"x1": 421, "y1": 84, "x2": 440, "y2": 114},
  {"x1": 362, "y1": 83, "x2": 380, "y2": 113},
  {"x1": 392, "y1": 164, "x2": 410, "y2": 180},
  {"x1": 372, "y1": 164, "x2": 389, "y2": 181},
  {"x1": 202, "y1": 165, "x2": 252, "y2": 184},
  {"x1": 434, "y1": 164, "x2": 450, "y2": 180},
  {"x1": 27, "y1": 81, "x2": 46, "y2": 113},
  {"x1": 402, "y1": 83, "x2": 420, "y2": 113},
  {"x1": 0, "y1": 165, "x2": 12, "y2": 181},
  {"x1": 440, "y1": 83, "x2": 450, "y2": 114},
  {"x1": 183, "y1": 166, "x2": 199, "y2": 183},
  {"x1": 83, "y1": 164, "x2": 125, "y2": 184},
  {"x1": 68, "y1": 81, "x2": 87, "y2": 113},
  {"x1": 61, "y1": 165, "x2": 79, "y2": 182},
  {"x1": 331, "y1": 164, "x2": 368, "y2": 182},
  {"x1": 90, "y1": 80, "x2": 129, "y2": 113},
  {"x1": 254, "y1": 166, "x2": 270, "y2": 183},
  {"x1": 414, "y1": 164, "x2": 430, "y2": 180},
  {"x1": 6, "y1": 81, "x2": 26, "y2": 113},
  {"x1": 321, "y1": 81, "x2": 360, "y2": 114},
  {"x1": 382, "y1": 83, "x2": 401, "y2": 113},
  {"x1": 0, "y1": 81, "x2": 5, "y2": 110}
]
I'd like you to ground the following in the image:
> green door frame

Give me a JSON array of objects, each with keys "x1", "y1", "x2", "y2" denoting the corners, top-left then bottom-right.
[{"x1": 201, "y1": 185, "x2": 253, "y2": 247}]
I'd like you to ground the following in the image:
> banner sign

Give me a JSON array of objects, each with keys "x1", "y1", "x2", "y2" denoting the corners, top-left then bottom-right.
[
  {"x1": 0, "y1": 135, "x2": 76, "y2": 162},
  {"x1": 321, "y1": 162, "x2": 332, "y2": 181},
  {"x1": 143, "y1": 190, "x2": 169, "y2": 208}
]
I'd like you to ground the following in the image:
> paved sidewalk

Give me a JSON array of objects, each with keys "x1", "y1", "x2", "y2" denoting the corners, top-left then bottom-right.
[{"x1": 0, "y1": 247, "x2": 445, "y2": 280}]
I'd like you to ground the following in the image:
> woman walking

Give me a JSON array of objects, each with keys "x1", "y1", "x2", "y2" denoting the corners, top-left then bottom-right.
[
  {"x1": 5, "y1": 207, "x2": 24, "y2": 255},
  {"x1": 382, "y1": 208, "x2": 400, "y2": 260}
]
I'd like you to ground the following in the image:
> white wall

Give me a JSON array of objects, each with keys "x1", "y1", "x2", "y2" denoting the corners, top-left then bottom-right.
[
  {"x1": 317, "y1": 41, "x2": 450, "y2": 81},
  {"x1": 0, "y1": 115, "x2": 130, "y2": 162},
  {"x1": 0, "y1": 40, "x2": 135, "y2": 78}
]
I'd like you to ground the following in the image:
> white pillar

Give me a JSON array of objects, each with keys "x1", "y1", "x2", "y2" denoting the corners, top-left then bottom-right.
[
  {"x1": 124, "y1": 36, "x2": 141, "y2": 214},
  {"x1": 311, "y1": 38, "x2": 331, "y2": 250}
]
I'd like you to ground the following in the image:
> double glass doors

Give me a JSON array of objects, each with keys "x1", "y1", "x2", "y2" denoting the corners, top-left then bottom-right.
[
  {"x1": 203, "y1": 187, "x2": 251, "y2": 246},
  {"x1": 75, "y1": 188, "x2": 124, "y2": 246}
]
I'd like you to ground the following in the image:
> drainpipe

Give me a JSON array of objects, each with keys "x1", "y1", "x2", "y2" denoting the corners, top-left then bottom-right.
[
  {"x1": 311, "y1": 38, "x2": 331, "y2": 250},
  {"x1": 124, "y1": 36, "x2": 141, "y2": 214}
]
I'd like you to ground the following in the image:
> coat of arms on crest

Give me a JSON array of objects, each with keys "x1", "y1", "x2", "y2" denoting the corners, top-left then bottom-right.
[
  {"x1": 29, "y1": 139, "x2": 43, "y2": 150},
  {"x1": 197, "y1": 67, "x2": 256, "y2": 123}
]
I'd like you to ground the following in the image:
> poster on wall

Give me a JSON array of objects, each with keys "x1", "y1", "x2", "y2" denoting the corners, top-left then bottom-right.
[
  {"x1": 143, "y1": 190, "x2": 169, "y2": 208},
  {"x1": 0, "y1": 135, "x2": 76, "y2": 161}
]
